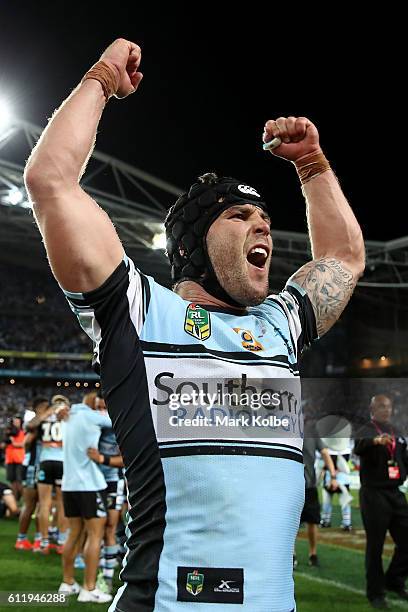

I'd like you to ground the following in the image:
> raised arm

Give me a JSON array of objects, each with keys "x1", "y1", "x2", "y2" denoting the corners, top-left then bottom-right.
[
  {"x1": 26, "y1": 406, "x2": 54, "y2": 432},
  {"x1": 24, "y1": 39, "x2": 143, "y2": 292},
  {"x1": 263, "y1": 117, "x2": 365, "y2": 337}
]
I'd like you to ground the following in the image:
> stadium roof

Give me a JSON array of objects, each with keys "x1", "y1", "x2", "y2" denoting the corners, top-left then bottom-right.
[{"x1": 1, "y1": 120, "x2": 408, "y2": 291}]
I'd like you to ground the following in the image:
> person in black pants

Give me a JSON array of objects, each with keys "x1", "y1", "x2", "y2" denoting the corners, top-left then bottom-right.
[
  {"x1": 355, "y1": 394, "x2": 408, "y2": 609},
  {"x1": 298, "y1": 418, "x2": 338, "y2": 568}
]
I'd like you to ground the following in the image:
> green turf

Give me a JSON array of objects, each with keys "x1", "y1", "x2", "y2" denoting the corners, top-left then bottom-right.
[
  {"x1": 295, "y1": 538, "x2": 408, "y2": 610},
  {"x1": 0, "y1": 518, "x2": 117, "y2": 611},
  {"x1": 295, "y1": 574, "x2": 375, "y2": 611},
  {"x1": 2, "y1": 504, "x2": 408, "y2": 610}
]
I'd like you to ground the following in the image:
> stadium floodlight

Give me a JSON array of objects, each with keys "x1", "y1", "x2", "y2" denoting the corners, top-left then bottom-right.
[
  {"x1": 6, "y1": 187, "x2": 24, "y2": 206},
  {"x1": 1, "y1": 187, "x2": 31, "y2": 209},
  {"x1": 0, "y1": 98, "x2": 13, "y2": 133},
  {"x1": 152, "y1": 228, "x2": 166, "y2": 250}
]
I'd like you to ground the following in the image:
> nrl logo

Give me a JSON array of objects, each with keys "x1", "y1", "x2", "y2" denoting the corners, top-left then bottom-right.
[
  {"x1": 186, "y1": 570, "x2": 204, "y2": 596},
  {"x1": 184, "y1": 303, "x2": 211, "y2": 341}
]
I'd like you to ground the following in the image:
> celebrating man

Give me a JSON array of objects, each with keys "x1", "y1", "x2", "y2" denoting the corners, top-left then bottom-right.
[{"x1": 24, "y1": 38, "x2": 364, "y2": 611}]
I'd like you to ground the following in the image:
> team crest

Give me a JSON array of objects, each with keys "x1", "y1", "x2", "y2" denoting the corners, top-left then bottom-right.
[
  {"x1": 184, "y1": 304, "x2": 211, "y2": 341},
  {"x1": 233, "y1": 328, "x2": 264, "y2": 352},
  {"x1": 186, "y1": 570, "x2": 204, "y2": 596}
]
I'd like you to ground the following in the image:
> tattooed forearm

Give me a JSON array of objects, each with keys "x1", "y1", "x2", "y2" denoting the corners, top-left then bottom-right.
[{"x1": 291, "y1": 258, "x2": 357, "y2": 337}]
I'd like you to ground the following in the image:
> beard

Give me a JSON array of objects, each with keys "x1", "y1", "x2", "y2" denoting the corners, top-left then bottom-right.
[{"x1": 206, "y1": 237, "x2": 270, "y2": 306}]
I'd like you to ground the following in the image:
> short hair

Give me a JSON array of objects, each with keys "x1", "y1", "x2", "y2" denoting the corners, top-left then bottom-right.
[
  {"x1": 32, "y1": 397, "x2": 49, "y2": 409},
  {"x1": 370, "y1": 394, "x2": 392, "y2": 409},
  {"x1": 13, "y1": 414, "x2": 23, "y2": 423},
  {"x1": 51, "y1": 394, "x2": 70, "y2": 406},
  {"x1": 82, "y1": 391, "x2": 97, "y2": 407}
]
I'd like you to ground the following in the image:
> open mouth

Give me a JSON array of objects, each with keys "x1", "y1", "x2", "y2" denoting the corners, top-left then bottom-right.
[{"x1": 246, "y1": 245, "x2": 269, "y2": 269}]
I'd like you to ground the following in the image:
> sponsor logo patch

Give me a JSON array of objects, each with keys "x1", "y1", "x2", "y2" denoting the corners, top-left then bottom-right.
[
  {"x1": 233, "y1": 328, "x2": 264, "y2": 352},
  {"x1": 177, "y1": 567, "x2": 244, "y2": 603}
]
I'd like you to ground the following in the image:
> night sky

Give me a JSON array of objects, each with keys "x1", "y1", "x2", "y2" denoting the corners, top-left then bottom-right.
[{"x1": 0, "y1": 3, "x2": 399, "y2": 240}]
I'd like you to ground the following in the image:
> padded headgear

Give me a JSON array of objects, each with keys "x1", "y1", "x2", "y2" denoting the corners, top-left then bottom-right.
[{"x1": 165, "y1": 173, "x2": 268, "y2": 293}]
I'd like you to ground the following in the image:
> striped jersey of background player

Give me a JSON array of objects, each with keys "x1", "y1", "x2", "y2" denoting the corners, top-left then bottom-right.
[{"x1": 24, "y1": 38, "x2": 365, "y2": 611}]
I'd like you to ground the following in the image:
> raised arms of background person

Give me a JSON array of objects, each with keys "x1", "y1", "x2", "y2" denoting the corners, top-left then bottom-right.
[
  {"x1": 263, "y1": 118, "x2": 365, "y2": 337},
  {"x1": 26, "y1": 405, "x2": 54, "y2": 431},
  {"x1": 24, "y1": 39, "x2": 143, "y2": 293}
]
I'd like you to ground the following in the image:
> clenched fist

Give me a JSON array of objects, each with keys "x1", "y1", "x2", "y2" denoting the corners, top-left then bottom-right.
[
  {"x1": 263, "y1": 116, "x2": 321, "y2": 162},
  {"x1": 100, "y1": 38, "x2": 143, "y2": 98}
]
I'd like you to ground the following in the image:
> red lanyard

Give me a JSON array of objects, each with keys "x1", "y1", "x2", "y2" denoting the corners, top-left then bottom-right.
[{"x1": 372, "y1": 420, "x2": 396, "y2": 459}]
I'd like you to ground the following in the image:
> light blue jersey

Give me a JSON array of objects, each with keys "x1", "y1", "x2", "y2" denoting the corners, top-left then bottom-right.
[
  {"x1": 65, "y1": 255, "x2": 318, "y2": 611},
  {"x1": 98, "y1": 425, "x2": 120, "y2": 483},
  {"x1": 61, "y1": 403, "x2": 112, "y2": 492},
  {"x1": 38, "y1": 415, "x2": 64, "y2": 462}
]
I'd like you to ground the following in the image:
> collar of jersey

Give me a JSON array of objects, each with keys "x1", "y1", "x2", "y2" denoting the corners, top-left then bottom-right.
[{"x1": 197, "y1": 304, "x2": 247, "y2": 316}]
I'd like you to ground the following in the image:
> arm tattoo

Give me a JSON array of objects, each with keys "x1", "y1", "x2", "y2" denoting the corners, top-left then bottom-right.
[{"x1": 291, "y1": 258, "x2": 356, "y2": 337}]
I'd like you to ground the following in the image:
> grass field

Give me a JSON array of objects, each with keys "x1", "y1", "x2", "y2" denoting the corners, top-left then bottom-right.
[
  {"x1": 1, "y1": 485, "x2": 408, "y2": 610},
  {"x1": 0, "y1": 517, "x2": 116, "y2": 610}
]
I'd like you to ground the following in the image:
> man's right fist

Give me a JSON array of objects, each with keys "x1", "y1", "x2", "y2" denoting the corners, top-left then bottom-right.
[{"x1": 100, "y1": 38, "x2": 143, "y2": 98}]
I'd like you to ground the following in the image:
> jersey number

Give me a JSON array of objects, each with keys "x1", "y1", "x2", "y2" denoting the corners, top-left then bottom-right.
[{"x1": 42, "y1": 422, "x2": 62, "y2": 443}]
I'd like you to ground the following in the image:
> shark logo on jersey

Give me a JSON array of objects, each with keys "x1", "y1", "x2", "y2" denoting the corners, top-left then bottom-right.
[
  {"x1": 186, "y1": 570, "x2": 204, "y2": 596},
  {"x1": 233, "y1": 328, "x2": 264, "y2": 352},
  {"x1": 184, "y1": 304, "x2": 211, "y2": 341}
]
